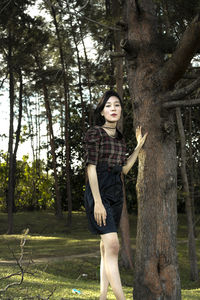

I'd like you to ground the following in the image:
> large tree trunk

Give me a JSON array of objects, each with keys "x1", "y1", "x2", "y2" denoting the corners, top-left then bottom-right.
[
  {"x1": 123, "y1": 0, "x2": 200, "y2": 298},
  {"x1": 176, "y1": 108, "x2": 198, "y2": 281},
  {"x1": 124, "y1": 1, "x2": 180, "y2": 299},
  {"x1": 130, "y1": 72, "x2": 181, "y2": 299}
]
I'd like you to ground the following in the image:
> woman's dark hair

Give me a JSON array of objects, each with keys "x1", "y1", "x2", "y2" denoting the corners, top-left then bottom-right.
[{"x1": 94, "y1": 90, "x2": 123, "y2": 126}]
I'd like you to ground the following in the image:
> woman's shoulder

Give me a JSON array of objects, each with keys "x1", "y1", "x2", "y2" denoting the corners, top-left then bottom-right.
[
  {"x1": 85, "y1": 126, "x2": 102, "y2": 142},
  {"x1": 86, "y1": 125, "x2": 102, "y2": 135}
]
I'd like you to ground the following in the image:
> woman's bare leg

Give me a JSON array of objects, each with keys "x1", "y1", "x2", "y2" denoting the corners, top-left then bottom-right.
[
  {"x1": 100, "y1": 232, "x2": 125, "y2": 300},
  {"x1": 99, "y1": 240, "x2": 109, "y2": 300}
]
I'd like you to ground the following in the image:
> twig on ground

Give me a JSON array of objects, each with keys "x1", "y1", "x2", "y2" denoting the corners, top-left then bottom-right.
[{"x1": 0, "y1": 228, "x2": 33, "y2": 293}]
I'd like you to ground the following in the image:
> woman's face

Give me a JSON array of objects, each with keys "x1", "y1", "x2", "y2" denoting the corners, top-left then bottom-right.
[{"x1": 101, "y1": 96, "x2": 122, "y2": 123}]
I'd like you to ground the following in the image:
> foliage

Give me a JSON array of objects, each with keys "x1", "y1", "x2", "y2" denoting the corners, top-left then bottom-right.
[{"x1": 0, "y1": 154, "x2": 54, "y2": 211}]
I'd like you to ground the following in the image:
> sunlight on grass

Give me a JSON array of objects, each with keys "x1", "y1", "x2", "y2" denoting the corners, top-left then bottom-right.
[
  {"x1": 182, "y1": 289, "x2": 200, "y2": 300},
  {"x1": 0, "y1": 212, "x2": 200, "y2": 299}
]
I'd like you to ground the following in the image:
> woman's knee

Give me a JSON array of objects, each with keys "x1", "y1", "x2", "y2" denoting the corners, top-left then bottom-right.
[
  {"x1": 102, "y1": 234, "x2": 120, "y2": 255},
  {"x1": 109, "y1": 239, "x2": 120, "y2": 255}
]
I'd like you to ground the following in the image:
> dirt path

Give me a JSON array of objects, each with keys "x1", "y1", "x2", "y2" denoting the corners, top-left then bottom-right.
[{"x1": 0, "y1": 250, "x2": 100, "y2": 265}]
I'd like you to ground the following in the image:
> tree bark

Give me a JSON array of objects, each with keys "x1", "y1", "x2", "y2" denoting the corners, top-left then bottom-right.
[
  {"x1": 123, "y1": 0, "x2": 200, "y2": 297},
  {"x1": 163, "y1": 98, "x2": 200, "y2": 108},
  {"x1": 123, "y1": 1, "x2": 183, "y2": 298},
  {"x1": 176, "y1": 108, "x2": 198, "y2": 281}
]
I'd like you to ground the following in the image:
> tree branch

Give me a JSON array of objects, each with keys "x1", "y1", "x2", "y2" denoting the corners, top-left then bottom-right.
[
  {"x1": 49, "y1": 0, "x2": 120, "y2": 31},
  {"x1": 163, "y1": 98, "x2": 200, "y2": 108},
  {"x1": 0, "y1": 229, "x2": 30, "y2": 293},
  {"x1": 166, "y1": 77, "x2": 200, "y2": 100},
  {"x1": 159, "y1": 15, "x2": 200, "y2": 90}
]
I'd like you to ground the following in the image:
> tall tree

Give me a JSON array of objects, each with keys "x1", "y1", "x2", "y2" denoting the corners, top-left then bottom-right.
[
  {"x1": 7, "y1": 25, "x2": 15, "y2": 233},
  {"x1": 176, "y1": 108, "x2": 198, "y2": 281},
  {"x1": 0, "y1": 0, "x2": 43, "y2": 232},
  {"x1": 121, "y1": 0, "x2": 200, "y2": 298},
  {"x1": 47, "y1": 0, "x2": 72, "y2": 226}
]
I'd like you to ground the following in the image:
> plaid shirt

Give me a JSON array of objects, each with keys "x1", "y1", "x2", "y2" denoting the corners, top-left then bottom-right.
[{"x1": 84, "y1": 126, "x2": 127, "y2": 168}]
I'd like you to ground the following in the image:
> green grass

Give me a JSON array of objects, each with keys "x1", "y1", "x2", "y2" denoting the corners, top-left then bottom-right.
[{"x1": 0, "y1": 211, "x2": 200, "y2": 299}]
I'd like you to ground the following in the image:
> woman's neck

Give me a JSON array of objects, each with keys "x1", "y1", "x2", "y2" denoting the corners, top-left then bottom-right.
[{"x1": 102, "y1": 122, "x2": 117, "y2": 129}]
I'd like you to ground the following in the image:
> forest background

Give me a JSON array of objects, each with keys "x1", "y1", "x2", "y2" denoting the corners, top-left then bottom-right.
[{"x1": 0, "y1": 0, "x2": 200, "y2": 298}]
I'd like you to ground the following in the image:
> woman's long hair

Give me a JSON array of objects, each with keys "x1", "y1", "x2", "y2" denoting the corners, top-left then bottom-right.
[{"x1": 94, "y1": 90, "x2": 123, "y2": 126}]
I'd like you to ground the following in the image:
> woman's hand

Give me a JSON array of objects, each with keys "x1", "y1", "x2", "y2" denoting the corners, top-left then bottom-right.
[
  {"x1": 136, "y1": 126, "x2": 148, "y2": 149},
  {"x1": 94, "y1": 201, "x2": 107, "y2": 227}
]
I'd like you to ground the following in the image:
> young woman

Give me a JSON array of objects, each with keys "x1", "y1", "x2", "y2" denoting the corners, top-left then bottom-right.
[{"x1": 84, "y1": 90, "x2": 147, "y2": 300}]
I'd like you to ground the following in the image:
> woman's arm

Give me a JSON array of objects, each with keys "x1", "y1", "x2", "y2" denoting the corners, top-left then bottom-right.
[
  {"x1": 87, "y1": 164, "x2": 107, "y2": 227},
  {"x1": 122, "y1": 126, "x2": 148, "y2": 175}
]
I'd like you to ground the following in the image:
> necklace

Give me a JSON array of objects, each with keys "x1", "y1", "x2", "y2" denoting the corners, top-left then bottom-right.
[{"x1": 102, "y1": 126, "x2": 117, "y2": 138}]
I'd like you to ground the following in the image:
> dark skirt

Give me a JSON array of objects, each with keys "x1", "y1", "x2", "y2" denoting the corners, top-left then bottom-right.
[{"x1": 84, "y1": 163, "x2": 124, "y2": 235}]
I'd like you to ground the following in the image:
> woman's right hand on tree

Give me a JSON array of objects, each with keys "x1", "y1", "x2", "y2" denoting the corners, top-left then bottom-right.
[{"x1": 94, "y1": 201, "x2": 107, "y2": 227}]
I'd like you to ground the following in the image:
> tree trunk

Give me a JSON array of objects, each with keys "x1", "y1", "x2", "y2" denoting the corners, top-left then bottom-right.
[
  {"x1": 79, "y1": 24, "x2": 93, "y2": 126},
  {"x1": 188, "y1": 108, "x2": 195, "y2": 230},
  {"x1": 50, "y1": 1, "x2": 72, "y2": 227},
  {"x1": 42, "y1": 82, "x2": 63, "y2": 218},
  {"x1": 7, "y1": 28, "x2": 15, "y2": 234},
  {"x1": 176, "y1": 108, "x2": 198, "y2": 281},
  {"x1": 69, "y1": 14, "x2": 86, "y2": 135},
  {"x1": 12, "y1": 69, "x2": 23, "y2": 212},
  {"x1": 124, "y1": 1, "x2": 182, "y2": 298},
  {"x1": 35, "y1": 54, "x2": 63, "y2": 217}
]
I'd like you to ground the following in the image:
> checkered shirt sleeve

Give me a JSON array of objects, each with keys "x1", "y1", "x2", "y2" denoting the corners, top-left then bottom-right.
[{"x1": 84, "y1": 127, "x2": 101, "y2": 165}]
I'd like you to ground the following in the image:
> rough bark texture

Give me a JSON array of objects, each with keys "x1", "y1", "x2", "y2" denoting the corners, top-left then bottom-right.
[
  {"x1": 123, "y1": 0, "x2": 200, "y2": 298},
  {"x1": 123, "y1": 0, "x2": 190, "y2": 298}
]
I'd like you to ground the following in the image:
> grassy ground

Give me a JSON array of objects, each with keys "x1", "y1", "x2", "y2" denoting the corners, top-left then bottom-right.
[{"x1": 0, "y1": 211, "x2": 200, "y2": 299}]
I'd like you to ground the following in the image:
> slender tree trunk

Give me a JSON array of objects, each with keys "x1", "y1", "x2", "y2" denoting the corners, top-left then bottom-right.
[
  {"x1": 120, "y1": 175, "x2": 134, "y2": 270},
  {"x1": 110, "y1": 0, "x2": 134, "y2": 270},
  {"x1": 42, "y1": 82, "x2": 63, "y2": 218},
  {"x1": 78, "y1": 21, "x2": 93, "y2": 126},
  {"x1": 176, "y1": 108, "x2": 198, "y2": 281},
  {"x1": 35, "y1": 54, "x2": 62, "y2": 217},
  {"x1": 12, "y1": 69, "x2": 23, "y2": 212},
  {"x1": 50, "y1": 1, "x2": 72, "y2": 227},
  {"x1": 188, "y1": 108, "x2": 195, "y2": 228},
  {"x1": 7, "y1": 28, "x2": 14, "y2": 234},
  {"x1": 69, "y1": 15, "x2": 85, "y2": 135}
]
